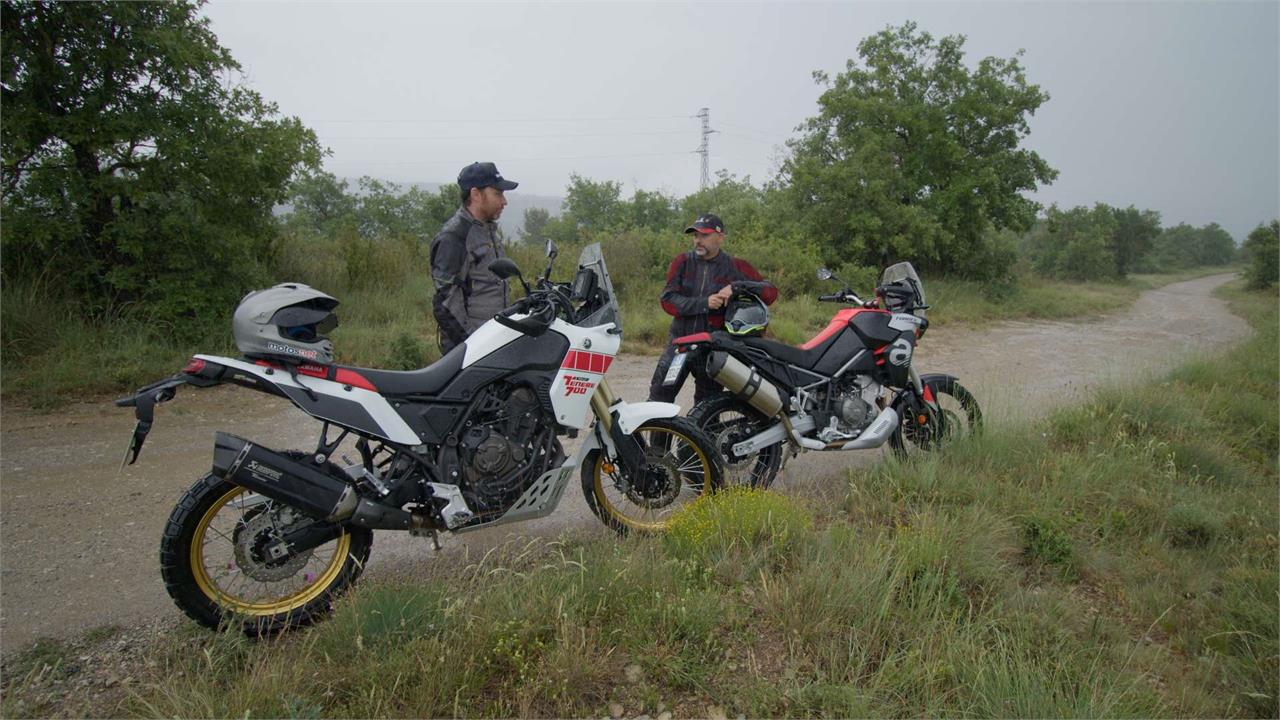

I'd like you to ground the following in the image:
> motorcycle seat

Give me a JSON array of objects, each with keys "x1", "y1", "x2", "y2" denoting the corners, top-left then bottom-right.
[
  {"x1": 741, "y1": 333, "x2": 840, "y2": 369},
  {"x1": 341, "y1": 342, "x2": 466, "y2": 397}
]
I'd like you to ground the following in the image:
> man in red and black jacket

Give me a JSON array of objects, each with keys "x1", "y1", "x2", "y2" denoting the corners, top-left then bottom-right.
[{"x1": 648, "y1": 213, "x2": 777, "y2": 402}]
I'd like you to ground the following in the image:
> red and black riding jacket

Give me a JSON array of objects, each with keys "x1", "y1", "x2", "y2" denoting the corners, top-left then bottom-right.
[{"x1": 659, "y1": 250, "x2": 777, "y2": 338}]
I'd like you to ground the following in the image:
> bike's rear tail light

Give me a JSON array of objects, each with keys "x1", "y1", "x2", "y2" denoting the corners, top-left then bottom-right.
[{"x1": 183, "y1": 358, "x2": 206, "y2": 375}]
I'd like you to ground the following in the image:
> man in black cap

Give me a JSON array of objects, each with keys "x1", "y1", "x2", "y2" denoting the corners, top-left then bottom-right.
[
  {"x1": 648, "y1": 213, "x2": 777, "y2": 402},
  {"x1": 429, "y1": 162, "x2": 519, "y2": 354}
]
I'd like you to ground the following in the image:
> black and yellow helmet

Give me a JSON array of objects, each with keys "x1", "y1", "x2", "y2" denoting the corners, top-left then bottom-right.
[{"x1": 724, "y1": 291, "x2": 769, "y2": 337}]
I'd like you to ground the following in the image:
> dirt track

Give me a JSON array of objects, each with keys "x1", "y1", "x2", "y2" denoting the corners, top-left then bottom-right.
[{"x1": 0, "y1": 274, "x2": 1246, "y2": 651}]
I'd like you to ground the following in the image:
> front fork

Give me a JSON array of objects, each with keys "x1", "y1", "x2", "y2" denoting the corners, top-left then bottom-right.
[
  {"x1": 588, "y1": 379, "x2": 646, "y2": 479},
  {"x1": 589, "y1": 378, "x2": 619, "y2": 432},
  {"x1": 900, "y1": 366, "x2": 938, "y2": 429}
]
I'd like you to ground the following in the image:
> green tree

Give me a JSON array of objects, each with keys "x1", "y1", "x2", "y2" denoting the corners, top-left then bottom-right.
[
  {"x1": 284, "y1": 170, "x2": 356, "y2": 233},
  {"x1": 1109, "y1": 206, "x2": 1161, "y2": 277},
  {"x1": 680, "y1": 172, "x2": 772, "y2": 236},
  {"x1": 781, "y1": 22, "x2": 1057, "y2": 279},
  {"x1": 562, "y1": 173, "x2": 624, "y2": 230},
  {"x1": 1149, "y1": 222, "x2": 1236, "y2": 271},
  {"x1": 1243, "y1": 220, "x2": 1278, "y2": 290},
  {"x1": 1195, "y1": 222, "x2": 1236, "y2": 266},
  {"x1": 1028, "y1": 204, "x2": 1118, "y2": 280},
  {"x1": 1, "y1": 0, "x2": 321, "y2": 323},
  {"x1": 519, "y1": 206, "x2": 552, "y2": 244},
  {"x1": 626, "y1": 188, "x2": 679, "y2": 233}
]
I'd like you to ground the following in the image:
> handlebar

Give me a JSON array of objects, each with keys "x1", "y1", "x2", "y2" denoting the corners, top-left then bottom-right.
[
  {"x1": 817, "y1": 290, "x2": 873, "y2": 307},
  {"x1": 493, "y1": 280, "x2": 579, "y2": 336}
]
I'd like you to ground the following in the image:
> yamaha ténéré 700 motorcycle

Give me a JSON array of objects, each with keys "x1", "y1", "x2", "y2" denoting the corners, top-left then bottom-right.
[
  {"x1": 670, "y1": 262, "x2": 981, "y2": 488},
  {"x1": 118, "y1": 243, "x2": 721, "y2": 634}
]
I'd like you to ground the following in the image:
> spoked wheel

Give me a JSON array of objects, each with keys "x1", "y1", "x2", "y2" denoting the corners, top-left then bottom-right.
[
  {"x1": 689, "y1": 394, "x2": 783, "y2": 489},
  {"x1": 160, "y1": 472, "x2": 371, "y2": 636},
  {"x1": 890, "y1": 376, "x2": 982, "y2": 457},
  {"x1": 582, "y1": 417, "x2": 723, "y2": 535}
]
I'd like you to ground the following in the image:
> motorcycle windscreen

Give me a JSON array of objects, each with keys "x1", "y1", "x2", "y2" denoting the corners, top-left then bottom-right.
[
  {"x1": 575, "y1": 243, "x2": 622, "y2": 331},
  {"x1": 881, "y1": 261, "x2": 926, "y2": 319}
]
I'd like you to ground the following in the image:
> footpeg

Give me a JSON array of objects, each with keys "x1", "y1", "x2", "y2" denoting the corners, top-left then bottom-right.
[{"x1": 427, "y1": 483, "x2": 475, "y2": 529}]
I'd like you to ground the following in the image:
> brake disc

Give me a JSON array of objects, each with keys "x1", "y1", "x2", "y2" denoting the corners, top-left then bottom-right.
[
  {"x1": 232, "y1": 510, "x2": 312, "y2": 582},
  {"x1": 623, "y1": 446, "x2": 681, "y2": 509}
]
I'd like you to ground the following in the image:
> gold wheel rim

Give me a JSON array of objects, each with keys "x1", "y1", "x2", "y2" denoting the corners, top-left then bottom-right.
[
  {"x1": 190, "y1": 485, "x2": 351, "y2": 615},
  {"x1": 593, "y1": 425, "x2": 712, "y2": 532}
]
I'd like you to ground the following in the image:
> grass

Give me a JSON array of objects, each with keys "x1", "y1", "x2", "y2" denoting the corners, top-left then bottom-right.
[{"x1": 3, "y1": 280, "x2": 1274, "y2": 718}]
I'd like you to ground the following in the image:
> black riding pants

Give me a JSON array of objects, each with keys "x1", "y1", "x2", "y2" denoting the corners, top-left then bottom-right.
[{"x1": 647, "y1": 344, "x2": 721, "y2": 403}]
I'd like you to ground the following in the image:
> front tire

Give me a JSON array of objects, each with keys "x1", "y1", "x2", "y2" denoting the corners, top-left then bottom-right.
[
  {"x1": 582, "y1": 417, "x2": 723, "y2": 535},
  {"x1": 889, "y1": 376, "x2": 982, "y2": 457},
  {"x1": 160, "y1": 473, "x2": 372, "y2": 636},
  {"x1": 688, "y1": 394, "x2": 784, "y2": 489}
]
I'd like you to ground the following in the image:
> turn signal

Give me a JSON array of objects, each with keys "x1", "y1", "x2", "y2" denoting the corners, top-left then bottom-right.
[
  {"x1": 917, "y1": 414, "x2": 928, "y2": 425},
  {"x1": 602, "y1": 461, "x2": 616, "y2": 474}
]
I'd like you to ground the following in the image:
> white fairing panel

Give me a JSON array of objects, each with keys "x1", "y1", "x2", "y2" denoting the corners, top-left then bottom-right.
[
  {"x1": 889, "y1": 313, "x2": 924, "y2": 332},
  {"x1": 547, "y1": 319, "x2": 620, "y2": 428},
  {"x1": 611, "y1": 400, "x2": 680, "y2": 435},
  {"x1": 194, "y1": 355, "x2": 421, "y2": 445},
  {"x1": 462, "y1": 319, "x2": 524, "y2": 368}
]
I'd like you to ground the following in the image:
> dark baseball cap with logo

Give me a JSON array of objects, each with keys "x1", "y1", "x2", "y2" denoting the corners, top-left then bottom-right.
[
  {"x1": 457, "y1": 162, "x2": 518, "y2": 192},
  {"x1": 683, "y1": 213, "x2": 725, "y2": 235}
]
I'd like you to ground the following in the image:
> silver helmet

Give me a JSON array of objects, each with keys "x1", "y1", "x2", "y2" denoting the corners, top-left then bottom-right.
[{"x1": 232, "y1": 283, "x2": 339, "y2": 364}]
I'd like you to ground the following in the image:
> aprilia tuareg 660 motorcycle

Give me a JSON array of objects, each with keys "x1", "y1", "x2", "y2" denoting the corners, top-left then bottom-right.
[
  {"x1": 671, "y1": 262, "x2": 981, "y2": 488},
  {"x1": 117, "y1": 243, "x2": 721, "y2": 634}
]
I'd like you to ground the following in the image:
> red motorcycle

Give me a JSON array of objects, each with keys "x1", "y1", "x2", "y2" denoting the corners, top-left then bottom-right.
[{"x1": 669, "y1": 262, "x2": 981, "y2": 488}]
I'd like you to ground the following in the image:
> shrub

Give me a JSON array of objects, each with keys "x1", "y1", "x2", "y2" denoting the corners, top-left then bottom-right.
[
  {"x1": 664, "y1": 487, "x2": 812, "y2": 581},
  {"x1": 1243, "y1": 220, "x2": 1278, "y2": 290},
  {"x1": 1165, "y1": 502, "x2": 1222, "y2": 548},
  {"x1": 1020, "y1": 515, "x2": 1074, "y2": 571}
]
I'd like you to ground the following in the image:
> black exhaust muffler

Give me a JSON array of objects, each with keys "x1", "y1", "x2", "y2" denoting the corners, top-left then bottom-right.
[{"x1": 212, "y1": 432, "x2": 411, "y2": 529}]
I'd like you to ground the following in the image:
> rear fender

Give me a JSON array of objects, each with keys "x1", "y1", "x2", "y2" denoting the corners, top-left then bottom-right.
[{"x1": 115, "y1": 356, "x2": 238, "y2": 466}]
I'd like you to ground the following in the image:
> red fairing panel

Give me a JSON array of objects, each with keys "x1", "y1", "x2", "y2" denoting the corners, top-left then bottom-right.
[{"x1": 799, "y1": 308, "x2": 888, "y2": 350}]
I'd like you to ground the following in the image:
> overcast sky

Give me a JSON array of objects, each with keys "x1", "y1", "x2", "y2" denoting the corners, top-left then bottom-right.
[{"x1": 203, "y1": 1, "x2": 1278, "y2": 240}]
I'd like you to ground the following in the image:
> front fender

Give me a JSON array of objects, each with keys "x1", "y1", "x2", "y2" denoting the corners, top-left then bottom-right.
[
  {"x1": 897, "y1": 372, "x2": 960, "y2": 412},
  {"x1": 610, "y1": 400, "x2": 681, "y2": 435},
  {"x1": 919, "y1": 372, "x2": 959, "y2": 386}
]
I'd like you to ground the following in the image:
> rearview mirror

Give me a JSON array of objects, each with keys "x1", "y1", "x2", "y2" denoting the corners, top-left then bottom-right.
[
  {"x1": 545, "y1": 239, "x2": 558, "y2": 259},
  {"x1": 816, "y1": 267, "x2": 833, "y2": 281},
  {"x1": 489, "y1": 258, "x2": 523, "y2": 280}
]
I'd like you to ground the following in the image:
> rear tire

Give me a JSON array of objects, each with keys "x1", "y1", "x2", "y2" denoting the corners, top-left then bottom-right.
[
  {"x1": 688, "y1": 394, "x2": 783, "y2": 488},
  {"x1": 160, "y1": 472, "x2": 371, "y2": 636},
  {"x1": 582, "y1": 417, "x2": 723, "y2": 536},
  {"x1": 889, "y1": 377, "x2": 982, "y2": 457}
]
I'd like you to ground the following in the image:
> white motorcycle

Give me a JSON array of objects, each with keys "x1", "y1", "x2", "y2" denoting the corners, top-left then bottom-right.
[{"x1": 118, "y1": 243, "x2": 722, "y2": 634}]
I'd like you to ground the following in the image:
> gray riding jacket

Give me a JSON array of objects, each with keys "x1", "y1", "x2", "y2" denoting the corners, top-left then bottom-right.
[{"x1": 429, "y1": 206, "x2": 509, "y2": 352}]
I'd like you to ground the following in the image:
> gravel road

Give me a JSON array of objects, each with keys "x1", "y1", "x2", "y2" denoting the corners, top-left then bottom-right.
[{"x1": 0, "y1": 273, "x2": 1246, "y2": 651}]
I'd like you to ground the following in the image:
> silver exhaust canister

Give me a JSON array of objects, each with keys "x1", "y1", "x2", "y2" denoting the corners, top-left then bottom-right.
[{"x1": 706, "y1": 351, "x2": 784, "y2": 417}]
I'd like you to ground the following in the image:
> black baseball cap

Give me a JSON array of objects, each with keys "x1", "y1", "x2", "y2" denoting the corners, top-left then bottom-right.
[
  {"x1": 684, "y1": 213, "x2": 725, "y2": 235},
  {"x1": 458, "y1": 162, "x2": 518, "y2": 192}
]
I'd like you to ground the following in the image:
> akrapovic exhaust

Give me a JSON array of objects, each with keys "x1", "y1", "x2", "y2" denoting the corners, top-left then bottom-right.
[
  {"x1": 706, "y1": 351, "x2": 784, "y2": 417},
  {"x1": 212, "y1": 432, "x2": 411, "y2": 530}
]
